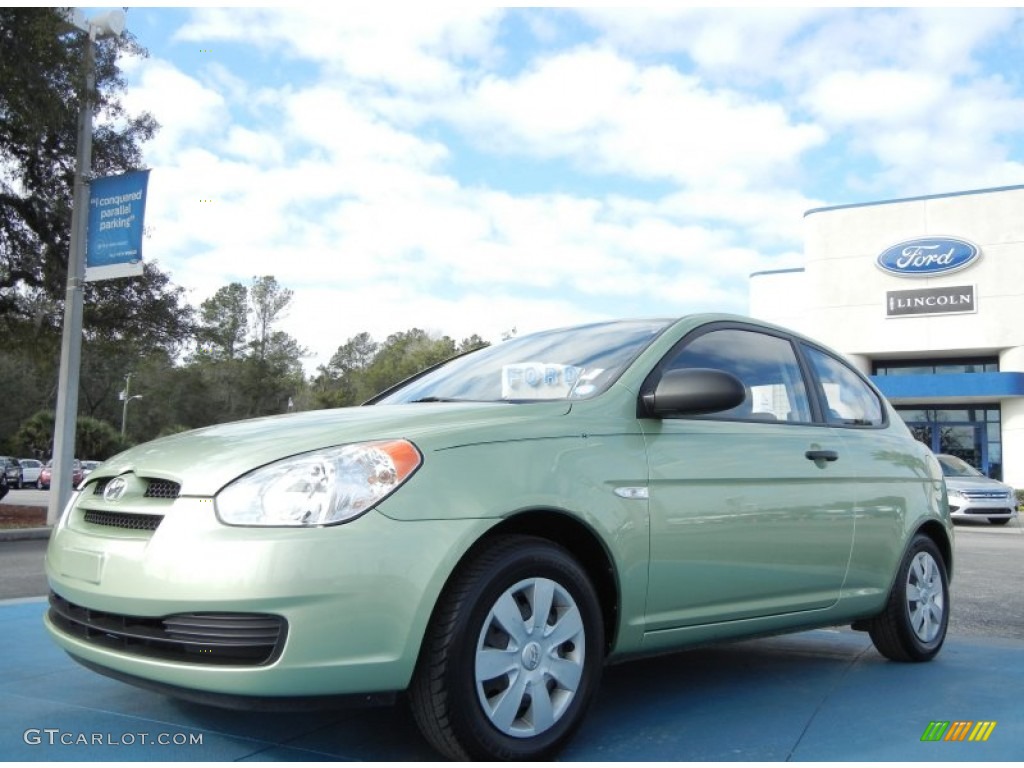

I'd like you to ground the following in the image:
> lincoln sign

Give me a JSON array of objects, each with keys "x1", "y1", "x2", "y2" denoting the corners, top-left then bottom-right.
[{"x1": 886, "y1": 285, "x2": 976, "y2": 318}]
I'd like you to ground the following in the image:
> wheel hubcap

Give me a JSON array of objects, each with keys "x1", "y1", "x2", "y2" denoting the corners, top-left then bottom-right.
[
  {"x1": 475, "y1": 577, "x2": 585, "y2": 739},
  {"x1": 906, "y1": 551, "x2": 945, "y2": 643}
]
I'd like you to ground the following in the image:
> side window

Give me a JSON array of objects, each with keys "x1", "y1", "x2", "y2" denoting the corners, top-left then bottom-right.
[
  {"x1": 803, "y1": 345, "x2": 885, "y2": 426},
  {"x1": 661, "y1": 328, "x2": 812, "y2": 422}
]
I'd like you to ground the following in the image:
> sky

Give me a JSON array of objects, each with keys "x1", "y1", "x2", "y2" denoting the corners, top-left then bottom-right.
[{"x1": 94, "y1": 4, "x2": 1024, "y2": 372}]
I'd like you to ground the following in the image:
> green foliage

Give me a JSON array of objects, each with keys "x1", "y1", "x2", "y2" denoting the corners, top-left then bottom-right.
[
  {"x1": 0, "y1": 10, "x2": 498, "y2": 448},
  {"x1": 10, "y1": 410, "x2": 125, "y2": 460},
  {"x1": 75, "y1": 415, "x2": 127, "y2": 460},
  {"x1": 313, "y1": 329, "x2": 490, "y2": 408},
  {"x1": 0, "y1": 8, "x2": 159, "y2": 323},
  {"x1": 195, "y1": 282, "x2": 248, "y2": 361},
  {"x1": 11, "y1": 411, "x2": 56, "y2": 459}
]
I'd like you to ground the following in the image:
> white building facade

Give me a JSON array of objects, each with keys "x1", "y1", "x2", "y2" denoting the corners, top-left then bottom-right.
[{"x1": 751, "y1": 184, "x2": 1024, "y2": 486}]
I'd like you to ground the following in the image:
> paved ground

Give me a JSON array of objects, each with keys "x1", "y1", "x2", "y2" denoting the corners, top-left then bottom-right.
[
  {"x1": 2, "y1": 601, "x2": 1022, "y2": 760},
  {"x1": 2, "y1": 507, "x2": 1021, "y2": 760}
]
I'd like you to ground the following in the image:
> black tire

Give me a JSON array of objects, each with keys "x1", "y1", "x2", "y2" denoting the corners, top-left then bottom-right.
[
  {"x1": 409, "y1": 535, "x2": 604, "y2": 761},
  {"x1": 988, "y1": 517, "x2": 1010, "y2": 526},
  {"x1": 868, "y1": 533, "x2": 949, "y2": 662}
]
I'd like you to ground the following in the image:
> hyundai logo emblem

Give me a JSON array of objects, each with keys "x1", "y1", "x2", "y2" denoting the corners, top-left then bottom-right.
[{"x1": 103, "y1": 476, "x2": 128, "y2": 502}]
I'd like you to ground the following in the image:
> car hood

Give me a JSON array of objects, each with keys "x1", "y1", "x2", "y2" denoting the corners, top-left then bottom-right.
[
  {"x1": 89, "y1": 401, "x2": 573, "y2": 496},
  {"x1": 945, "y1": 475, "x2": 1014, "y2": 493}
]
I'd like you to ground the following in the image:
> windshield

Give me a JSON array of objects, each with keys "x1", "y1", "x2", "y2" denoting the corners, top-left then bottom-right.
[
  {"x1": 937, "y1": 454, "x2": 984, "y2": 478},
  {"x1": 374, "y1": 319, "x2": 673, "y2": 404}
]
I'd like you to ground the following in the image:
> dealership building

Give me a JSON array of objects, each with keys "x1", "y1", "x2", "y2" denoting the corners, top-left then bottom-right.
[{"x1": 750, "y1": 184, "x2": 1024, "y2": 487}]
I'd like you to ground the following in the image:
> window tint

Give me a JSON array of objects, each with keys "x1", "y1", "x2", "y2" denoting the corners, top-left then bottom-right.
[
  {"x1": 803, "y1": 346, "x2": 884, "y2": 426},
  {"x1": 661, "y1": 328, "x2": 812, "y2": 422}
]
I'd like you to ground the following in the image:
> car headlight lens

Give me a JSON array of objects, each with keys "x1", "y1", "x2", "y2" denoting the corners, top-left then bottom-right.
[
  {"x1": 216, "y1": 440, "x2": 421, "y2": 527},
  {"x1": 946, "y1": 488, "x2": 963, "y2": 499}
]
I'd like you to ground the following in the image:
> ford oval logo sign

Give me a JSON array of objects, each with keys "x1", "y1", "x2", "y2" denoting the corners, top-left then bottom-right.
[{"x1": 876, "y1": 237, "x2": 980, "y2": 277}]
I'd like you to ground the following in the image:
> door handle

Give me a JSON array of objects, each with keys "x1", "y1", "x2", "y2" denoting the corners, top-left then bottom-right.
[{"x1": 805, "y1": 449, "x2": 839, "y2": 462}]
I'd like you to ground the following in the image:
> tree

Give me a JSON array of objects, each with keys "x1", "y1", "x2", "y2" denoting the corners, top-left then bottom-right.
[
  {"x1": 457, "y1": 334, "x2": 490, "y2": 354},
  {"x1": 10, "y1": 409, "x2": 125, "y2": 459},
  {"x1": 313, "y1": 332, "x2": 379, "y2": 408},
  {"x1": 195, "y1": 282, "x2": 248, "y2": 361},
  {"x1": 181, "y1": 277, "x2": 307, "y2": 423},
  {"x1": 11, "y1": 411, "x2": 57, "y2": 459},
  {"x1": 360, "y1": 329, "x2": 458, "y2": 397},
  {"x1": 241, "y1": 276, "x2": 307, "y2": 416},
  {"x1": 0, "y1": 9, "x2": 199, "y2": 448},
  {"x1": 313, "y1": 328, "x2": 488, "y2": 408},
  {"x1": 0, "y1": 8, "x2": 159, "y2": 324}
]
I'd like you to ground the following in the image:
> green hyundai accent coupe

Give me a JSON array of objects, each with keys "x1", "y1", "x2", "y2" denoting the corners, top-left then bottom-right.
[{"x1": 45, "y1": 314, "x2": 952, "y2": 760}]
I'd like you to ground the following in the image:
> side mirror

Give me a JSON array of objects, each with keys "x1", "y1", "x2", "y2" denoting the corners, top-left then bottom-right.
[{"x1": 641, "y1": 368, "x2": 746, "y2": 417}]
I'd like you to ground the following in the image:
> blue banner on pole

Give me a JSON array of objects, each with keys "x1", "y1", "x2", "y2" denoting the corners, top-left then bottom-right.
[{"x1": 85, "y1": 169, "x2": 150, "y2": 281}]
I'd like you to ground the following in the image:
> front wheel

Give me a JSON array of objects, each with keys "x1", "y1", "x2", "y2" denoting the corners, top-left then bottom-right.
[
  {"x1": 410, "y1": 535, "x2": 604, "y2": 761},
  {"x1": 868, "y1": 533, "x2": 949, "y2": 662}
]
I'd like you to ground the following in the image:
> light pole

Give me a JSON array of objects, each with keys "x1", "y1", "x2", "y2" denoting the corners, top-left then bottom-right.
[
  {"x1": 47, "y1": 9, "x2": 126, "y2": 526},
  {"x1": 120, "y1": 373, "x2": 143, "y2": 437}
]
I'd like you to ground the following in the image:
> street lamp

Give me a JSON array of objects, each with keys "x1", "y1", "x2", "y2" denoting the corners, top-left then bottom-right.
[
  {"x1": 119, "y1": 372, "x2": 143, "y2": 437},
  {"x1": 47, "y1": 9, "x2": 127, "y2": 526},
  {"x1": 121, "y1": 395, "x2": 143, "y2": 437}
]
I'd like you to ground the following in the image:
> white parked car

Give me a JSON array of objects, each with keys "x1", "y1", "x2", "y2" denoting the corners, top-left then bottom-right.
[
  {"x1": 19, "y1": 458, "x2": 44, "y2": 487},
  {"x1": 936, "y1": 454, "x2": 1017, "y2": 526}
]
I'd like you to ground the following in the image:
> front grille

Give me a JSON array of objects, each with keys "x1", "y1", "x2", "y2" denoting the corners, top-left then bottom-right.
[
  {"x1": 91, "y1": 477, "x2": 181, "y2": 499},
  {"x1": 48, "y1": 592, "x2": 286, "y2": 666},
  {"x1": 83, "y1": 510, "x2": 163, "y2": 531},
  {"x1": 145, "y1": 479, "x2": 181, "y2": 499},
  {"x1": 961, "y1": 490, "x2": 1010, "y2": 501}
]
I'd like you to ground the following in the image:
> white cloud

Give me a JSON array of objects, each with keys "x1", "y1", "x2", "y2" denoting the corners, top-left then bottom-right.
[
  {"x1": 174, "y1": 7, "x2": 504, "y2": 95},
  {"x1": 805, "y1": 70, "x2": 946, "y2": 127},
  {"x1": 441, "y1": 46, "x2": 825, "y2": 189},
  {"x1": 121, "y1": 59, "x2": 227, "y2": 161},
  {"x1": 115, "y1": 7, "x2": 1024, "y2": 374}
]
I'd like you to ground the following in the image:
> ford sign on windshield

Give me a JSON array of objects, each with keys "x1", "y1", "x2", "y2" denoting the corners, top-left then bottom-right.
[{"x1": 876, "y1": 237, "x2": 980, "y2": 277}]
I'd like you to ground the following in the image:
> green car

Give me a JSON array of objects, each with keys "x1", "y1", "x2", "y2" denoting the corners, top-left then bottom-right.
[{"x1": 45, "y1": 314, "x2": 953, "y2": 760}]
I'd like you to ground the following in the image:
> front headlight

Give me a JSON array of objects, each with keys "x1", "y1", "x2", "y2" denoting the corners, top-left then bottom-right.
[
  {"x1": 946, "y1": 488, "x2": 963, "y2": 499},
  {"x1": 216, "y1": 440, "x2": 421, "y2": 527}
]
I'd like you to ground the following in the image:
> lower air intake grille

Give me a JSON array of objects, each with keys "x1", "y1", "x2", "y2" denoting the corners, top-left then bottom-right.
[
  {"x1": 48, "y1": 592, "x2": 286, "y2": 666},
  {"x1": 83, "y1": 510, "x2": 163, "y2": 531}
]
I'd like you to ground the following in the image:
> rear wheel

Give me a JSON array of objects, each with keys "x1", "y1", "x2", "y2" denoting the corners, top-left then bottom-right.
[
  {"x1": 868, "y1": 533, "x2": 949, "y2": 662},
  {"x1": 410, "y1": 535, "x2": 604, "y2": 761}
]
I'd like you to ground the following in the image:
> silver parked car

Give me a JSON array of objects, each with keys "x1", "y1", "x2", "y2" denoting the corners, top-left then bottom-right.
[{"x1": 936, "y1": 454, "x2": 1017, "y2": 526}]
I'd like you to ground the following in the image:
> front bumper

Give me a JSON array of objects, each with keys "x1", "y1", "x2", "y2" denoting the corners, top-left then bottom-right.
[
  {"x1": 948, "y1": 494, "x2": 1017, "y2": 521},
  {"x1": 45, "y1": 496, "x2": 492, "y2": 700}
]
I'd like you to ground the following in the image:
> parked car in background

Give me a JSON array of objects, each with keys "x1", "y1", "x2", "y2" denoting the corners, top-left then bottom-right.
[
  {"x1": 19, "y1": 458, "x2": 44, "y2": 487},
  {"x1": 45, "y1": 315, "x2": 954, "y2": 761},
  {"x1": 37, "y1": 459, "x2": 85, "y2": 490},
  {"x1": 936, "y1": 453, "x2": 1017, "y2": 526},
  {"x1": 81, "y1": 460, "x2": 101, "y2": 478},
  {"x1": 1, "y1": 457, "x2": 23, "y2": 488}
]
